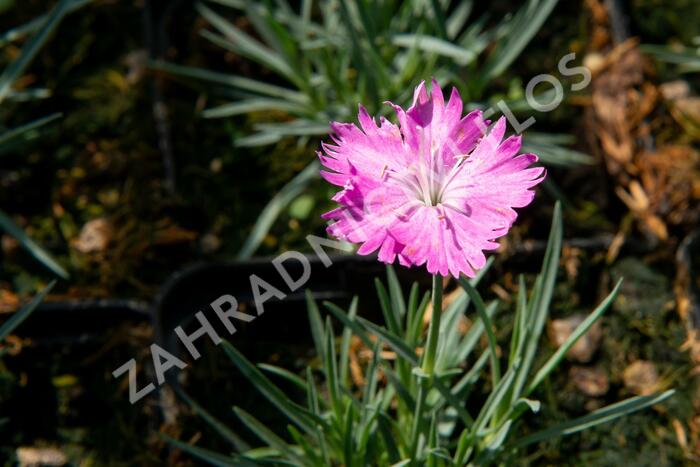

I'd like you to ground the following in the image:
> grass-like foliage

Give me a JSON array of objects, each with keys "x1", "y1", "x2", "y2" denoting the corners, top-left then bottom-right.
[
  {"x1": 156, "y1": 0, "x2": 596, "y2": 259},
  {"x1": 0, "y1": 0, "x2": 92, "y2": 279},
  {"x1": 167, "y1": 202, "x2": 674, "y2": 465}
]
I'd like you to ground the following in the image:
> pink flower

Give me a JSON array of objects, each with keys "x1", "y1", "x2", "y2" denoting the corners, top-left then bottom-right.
[{"x1": 319, "y1": 80, "x2": 545, "y2": 278}]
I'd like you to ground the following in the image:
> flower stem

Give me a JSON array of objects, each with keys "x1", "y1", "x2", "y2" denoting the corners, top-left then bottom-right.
[
  {"x1": 411, "y1": 275, "x2": 443, "y2": 463},
  {"x1": 421, "y1": 274, "x2": 443, "y2": 376}
]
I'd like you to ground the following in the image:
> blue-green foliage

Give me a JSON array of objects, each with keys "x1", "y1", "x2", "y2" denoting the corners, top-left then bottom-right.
[{"x1": 169, "y1": 203, "x2": 674, "y2": 465}]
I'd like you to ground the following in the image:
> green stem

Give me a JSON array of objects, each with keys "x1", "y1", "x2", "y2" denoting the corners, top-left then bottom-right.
[
  {"x1": 410, "y1": 275, "x2": 443, "y2": 464},
  {"x1": 421, "y1": 274, "x2": 443, "y2": 376}
]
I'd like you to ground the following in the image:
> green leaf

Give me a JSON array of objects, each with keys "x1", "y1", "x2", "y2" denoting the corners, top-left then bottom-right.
[
  {"x1": 446, "y1": 0, "x2": 473, "y2": 40},
  {"x1": 435, "y1": 256, "x2": 496, "y2": 370},
  {"x1": 481, "y1": 0, "x2": 559, "y2": 81},
  {"x1": 0, "y1": 210, "x2": 68, "y2": 279},
  {"x1": 362, "y1": 341, "x2": 383, "y2": 408},
  {"x1": 641, "y1": 44, "x2": 700, "y2": 69},
  {"x1": 526, "y1": 279, "x2": 623, "y2": 395},
  {"x1": 405, "y1": 282, "x2": 420, "y2": 344},
  {"x1": 514, "y1": 398, "x2": 541, "y2": 414},
  {"x1": 484, "y1": 419, "x2": 512, "y2": 453},
  {"x1": 339, "y1": 297, "x2": 358, "y2": 386},
  {"x1": 508, "y1": 275, "x2": 528, "y2": 367},
  {"x1": 409, "y1": 381, "x2": 428, "y2": 462},
  {"x1": 436, "y1": 289, "x2": 469, "y2": 371},
  {"x1": 431, "y1": 376, "x2": 475, "y2": 427},
  {"x1": 386, "y1": 265, "x2": 406, "y2": 320},
  {"x1": 305, "y1": 367, "x2": 320, "y2": 415},
  {"x1": 233, "y1": 131, "x2": 283, "y2": 147},
  {"x1": 0, "y1": 281, "x2": 54, "y2": 341},
  {"x1": 0, "y1": 0, "x2": 90, "y2": 47},
  {"x1": 391, "y1": 34, "x2": 479, "y2": 66},
  {"x1": 287, "y1": 424, "x2": 322, "y2": 465},
  {"x1": 259, "y1": 363, "x2": 308, "y2": 393},
  {"x1": 324, "y1": 317, "x2": 341, "y2": 412},
  {"x1": 459, "y1": 279, "x2": 501, "y2": 387},
  {"x1": 0, "y1": 113, "x2": 61, "y2": 148},
  {"x1": 428, "y1": 0, "x2": 448, "y2": 39},
  {"x1": 384, "y1": 367, "x2": 416, "y2": 412},
  {"x1": 237, "y1": 447, "x2": 298, "y2": 464},
  {"x1": 514, "y1": 390, "x2": 676, "y2": 447},
  {"x1": 234, "y1": 407, "x2": 305, "y2": 465},
  {"x1": 306, "y1": 289, "x2": 325, "y2": 361},
  {"x1": 324, "y1": 301, "x2": 374, "y2": 349},
  {"x1": 453, "y1": 428, "x2": 474, "y2": 466},
  {"x1": 408, "y1": 290, "x2": 430, "y2": 346},
  {"x1": 357, "y1": 317, "x2": 418, "y2": 366},
  {"x1": 375, "y1": 278, "x2": 401, "y2": 336},
  {"x1": 451, "y1": 352, "x2": 489, "y2": 401},
  {"x1": 160, "y1": 433, "x2": 247, "y2": 467},
  {"x1": 221, "y1": 341, "x2": 320, "y2": 432},
  {"x1": 0, "y1": 0, "x2": 77, "y2": 104},
  {"x1": 237, "y1": 160, "x2": 320, "y2": 259},
  {"x1": 249, "y1": 120, "x2": 331, "y2": 138},
  {"x1": 202, "y1": 99, "x2": 307, "y2": 118},
  {"x1": 336, "y1": 0, "x2": 382, "y2": 104},
  {"x1": 151, "y1": 61, "x2": 308, "y2": 104},
  {"x1": 455, "y1": 301, "x2": 498, "y2": 364},
  {"x1": 205, "y1": 0, "x2": 244, "y2": 9},
  {"x1": 512, "y1": 201, "x2": 562, "y2": 401},
  {"x1": 426, "y1": 412, "x2": 439, "y2": 467},
  {"x1": 240, "y1": 0, "x2": 301, "y2": 68},
  {"x1": 377, "y1": 413, "x2": 401, "y2": 464},
  {"x1": 522, "y1": 141, "x2": 594, "y2": 168},
  {"x1": 173, "y1": 387, "x2": 250, "y2": 452},
  {"x1": 342, "y1": 400, "x2": 355, "y2": 467},
  {"x1": 305, "y1": 368, "x2": 331, "y2": 465},
  {"x1": 472, "y1": 360, "x2": 519, "y2": 434},
  {"x1": 356, "y1": 405, "x2": 380, "y2": 464},
  {"x1": 197, "y1": 3, "x2": 301, "y2": 85},
  {"x1": 4, "y1": 88, "x2": 51, "y2": 102},
  {"x1": 390, "y1": 460, "x2": 411, "y2": 467}
]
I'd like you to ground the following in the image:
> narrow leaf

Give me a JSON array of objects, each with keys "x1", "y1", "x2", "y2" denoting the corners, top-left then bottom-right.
[
  {"x1": 514, "y1": 390, "x2": 676, "y2": 447},
  {"x1": 0, "y1": 113, "x2": 61, "y2": 147},
  {"x1": 237, "y1": 160, "x2": 320, "y2": 259},
  {"x1": 221, "y1": 341, "x2": 319, "y2": 432},
  {"x1": 0, "y1": 0, "x2": 76, "y2": 104},
  {"x1": 306, "y1": 289, "x2": 325, "y2": 360},
  {"x1": 0, "y1": 210, "x2": 68, "y2": 279},
  {"x1": 174, "y1": 387, "x2": 250, "y2": 452},
  {"x1": 527, "y1": 279, "x2": 623, "y2": 394},
  {"x1": 0, "y1": 280, "x2": 54, "y2": 341},
  {"x1": 234, "y1": 407, "x2": 304, "y2": 464}
]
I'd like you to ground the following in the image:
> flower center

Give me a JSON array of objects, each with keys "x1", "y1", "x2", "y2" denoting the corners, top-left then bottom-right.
[
  {"x1": 389, "y1": 158, "x2": 457, "y2": 207},
  {"x1": 384, "y1": 126, "x2": 468, "y2": 208}
]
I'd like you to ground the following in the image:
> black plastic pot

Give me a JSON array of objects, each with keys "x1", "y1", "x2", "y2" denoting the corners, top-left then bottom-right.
[
  {"x1": 1, "y1": 298, "x2": 153, "y2": 448},
  {"x1": 1, "y1": 254, "x2": 428, "y2": 435},
  {"x1": 153, "y1": 254, "x2": 419, "y2": 359}
]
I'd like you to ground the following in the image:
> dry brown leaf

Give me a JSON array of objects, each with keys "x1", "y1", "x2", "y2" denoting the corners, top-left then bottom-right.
[
  {"x1": 72, "y1": 218, "x2": 113, "y2": 254},
  {"x1": 570, "y1": 366, "x2": 609, "y2": 397},
  {"x1": 623, "y1": 360, "x2": 660, "y2": 396}
]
